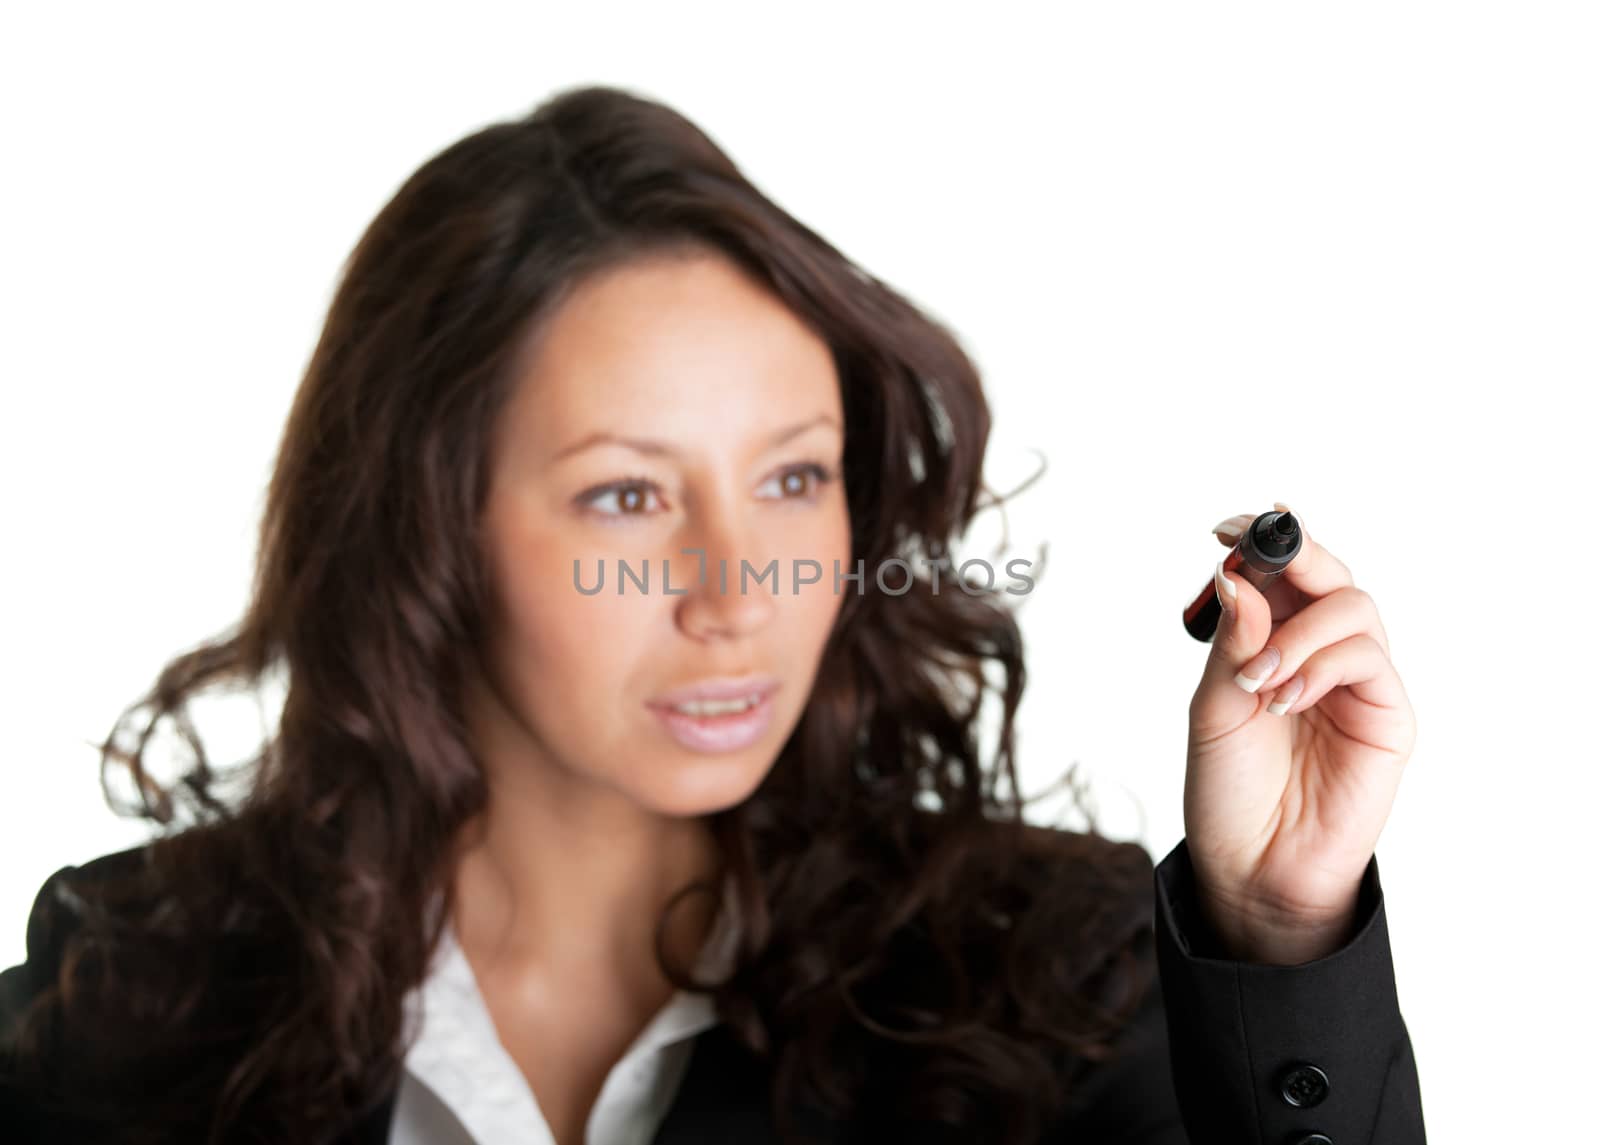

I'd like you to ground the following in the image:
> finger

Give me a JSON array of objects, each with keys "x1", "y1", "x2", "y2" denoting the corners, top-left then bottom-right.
[
  {"x1": 1212, "y1": 515, "x2": 1252, "y2": 546},
  {"x1": 1199, "y1": 563, "x2": 1277, "y2": 714},
  {"x1": 1259, "y1": 632, "x2": 1414, "y2": 748},
  {"x1": 1234, "y1": 586, "x2": 1392, "y2": 696}
]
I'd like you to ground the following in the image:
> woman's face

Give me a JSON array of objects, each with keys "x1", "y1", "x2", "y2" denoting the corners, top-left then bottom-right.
[{"x1": 470, "y1": 248, "x2": 852, "y2": 817}]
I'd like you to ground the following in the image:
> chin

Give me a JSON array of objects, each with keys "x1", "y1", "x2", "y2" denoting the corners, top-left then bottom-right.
[{"x1": 632, "y1": 751, "x2": 776, "y2": 818}]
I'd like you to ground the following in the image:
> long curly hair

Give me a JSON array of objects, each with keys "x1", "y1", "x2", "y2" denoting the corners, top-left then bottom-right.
[{"x1": 2, "y1": 84, "x2": 1158, "y2": 1145}]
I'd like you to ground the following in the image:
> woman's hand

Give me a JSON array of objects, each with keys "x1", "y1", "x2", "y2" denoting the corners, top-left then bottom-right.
[{"x1": 1185, "y1": 503, "x2": 1418, "y2": 965}]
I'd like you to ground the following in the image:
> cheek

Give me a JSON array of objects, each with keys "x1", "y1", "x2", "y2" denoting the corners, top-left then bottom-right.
[
  {"x1": 779, "y1": 501, "x2": 853, "y2": 643},
  {"x1": 506, "y1": 594, "x2": 646, "y2": 688},
  {"x1": 483, "y1": 519, "x2": 655, "y2": 725}
]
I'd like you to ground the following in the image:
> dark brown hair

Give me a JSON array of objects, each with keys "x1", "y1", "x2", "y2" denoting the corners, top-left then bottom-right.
[{"x1": 3, "y1": 84, "x2": 1157, "y2": 1144}]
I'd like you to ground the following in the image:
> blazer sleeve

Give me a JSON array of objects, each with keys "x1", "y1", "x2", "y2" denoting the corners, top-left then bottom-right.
[
  {"x1": 0, "y1": 861, "x2": 86, "y2": 1140},
  {"x1": 0, "y1": 862, "x2": 79, "y2": 1043},
  {"x1": 1056, "y1": 837, "x2": 1426, "y2": 1144}
]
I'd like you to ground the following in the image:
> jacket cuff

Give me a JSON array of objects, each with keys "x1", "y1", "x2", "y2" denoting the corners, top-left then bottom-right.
[{"x1": 1152, "y1": 836, "x2": 1426, "y2": 1143}]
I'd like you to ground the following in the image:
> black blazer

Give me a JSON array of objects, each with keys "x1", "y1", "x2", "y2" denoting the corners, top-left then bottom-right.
[{"x1": 0, "y1": 836, "x2": 1425, "y2": 1144}]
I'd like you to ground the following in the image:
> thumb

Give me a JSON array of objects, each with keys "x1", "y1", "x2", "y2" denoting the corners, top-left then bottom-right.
[{"x1": 1204, "y1": 562, "x2": 1274, "y2": 695}]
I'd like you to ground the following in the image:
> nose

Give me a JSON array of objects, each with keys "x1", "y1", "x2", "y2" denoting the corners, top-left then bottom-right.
[{"x1": 673, "y1": 515, "x2": 778, "y2": 643}]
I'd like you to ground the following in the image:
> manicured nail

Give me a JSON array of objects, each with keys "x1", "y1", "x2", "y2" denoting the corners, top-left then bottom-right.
[
  {"x1": 1214, "y1": 561, "x2": 1236, "y2": 615},
  {"x1": 1234, "y1": 645, "x2": 1280, "y2": 694},
  {"x1": 1212, "y1": 516, "x2": 1245, "y2": 540},
  {"x1": 1267, "y1": 676, "x2": 1306, "y2": 715}
]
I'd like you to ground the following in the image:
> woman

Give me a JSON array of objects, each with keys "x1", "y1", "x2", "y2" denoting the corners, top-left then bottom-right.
[{"x1": 0, "y1": 84, "x2": 1424, "y2": 1144}]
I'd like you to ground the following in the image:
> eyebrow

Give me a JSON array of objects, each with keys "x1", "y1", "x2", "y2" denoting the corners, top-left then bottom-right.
[{"x1": 553, "y1": 413, "x2": 842, "y2": 462}]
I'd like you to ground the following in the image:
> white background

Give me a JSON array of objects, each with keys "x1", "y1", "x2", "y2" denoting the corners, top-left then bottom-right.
[{"x1": 3, "y1": 2, "x2": 1596, "y2": 1138}]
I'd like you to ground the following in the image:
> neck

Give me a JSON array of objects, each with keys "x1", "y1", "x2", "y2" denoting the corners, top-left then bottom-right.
[
  {"x1": 447, "y1": 792, "x2": 724, "y2": 990},
  {"x1": 446, "y1": 661, "x2": 729, "y2": 1009}
]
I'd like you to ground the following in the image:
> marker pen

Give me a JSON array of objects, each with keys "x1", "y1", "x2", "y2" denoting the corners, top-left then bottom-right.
[{"x1": 1182, "y1": 508, "x2": 1302, "y2": 643}]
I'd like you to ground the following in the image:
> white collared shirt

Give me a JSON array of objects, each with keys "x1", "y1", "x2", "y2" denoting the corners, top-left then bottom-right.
[{"x1": 390, "y1": 871, "x2": 742, "y2": 1145}]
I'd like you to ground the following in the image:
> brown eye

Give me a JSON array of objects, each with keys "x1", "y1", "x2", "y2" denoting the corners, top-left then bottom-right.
[
  {"x1": 759, "y1": 461, "x2": 836, "y2": 502},
  {"x1": 579, "y1": 477, "x2": 664, "y2": 521}
]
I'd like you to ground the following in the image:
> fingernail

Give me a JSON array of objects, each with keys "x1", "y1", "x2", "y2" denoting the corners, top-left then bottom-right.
[
  {"x1": 1234, "y1": 645, "x2": 1280, "y2": 694},
  {"x1": 1212, "y1": 516, "x2": 1244, "y2": 540},
  {"x1": 1267, "y1": 675, "x2": 1305, "y2": 715},
  {"x1": 1214, "y1": 561, "x2": 1237, "y2": 616}
]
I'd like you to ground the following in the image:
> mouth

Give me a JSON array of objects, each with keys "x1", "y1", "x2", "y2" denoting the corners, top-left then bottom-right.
[{"x1": 647, "y1": 684, "x2": 779, "y2": 754}]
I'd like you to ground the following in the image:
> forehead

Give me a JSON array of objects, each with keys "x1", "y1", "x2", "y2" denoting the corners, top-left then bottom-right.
[{"x1": 506, "y1": 250, "x2": 841, "y2": 435}]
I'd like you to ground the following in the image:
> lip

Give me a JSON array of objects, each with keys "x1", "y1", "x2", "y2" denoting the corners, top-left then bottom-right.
[
  {"x1": 647, "y1": 673, "x2": 780, "y2": 709},
  {"x1": 649, "y1": 686, "x2": 778, "y2": 754}
]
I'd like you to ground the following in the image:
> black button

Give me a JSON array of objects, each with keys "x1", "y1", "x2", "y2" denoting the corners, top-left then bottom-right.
[
  {"x1": 1277, "y1": 1061, "x2": 1330, "y2": 1107},
  {"x1": 1284, "y1": 1135, "x2": 1333, "y2": 1145}
]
